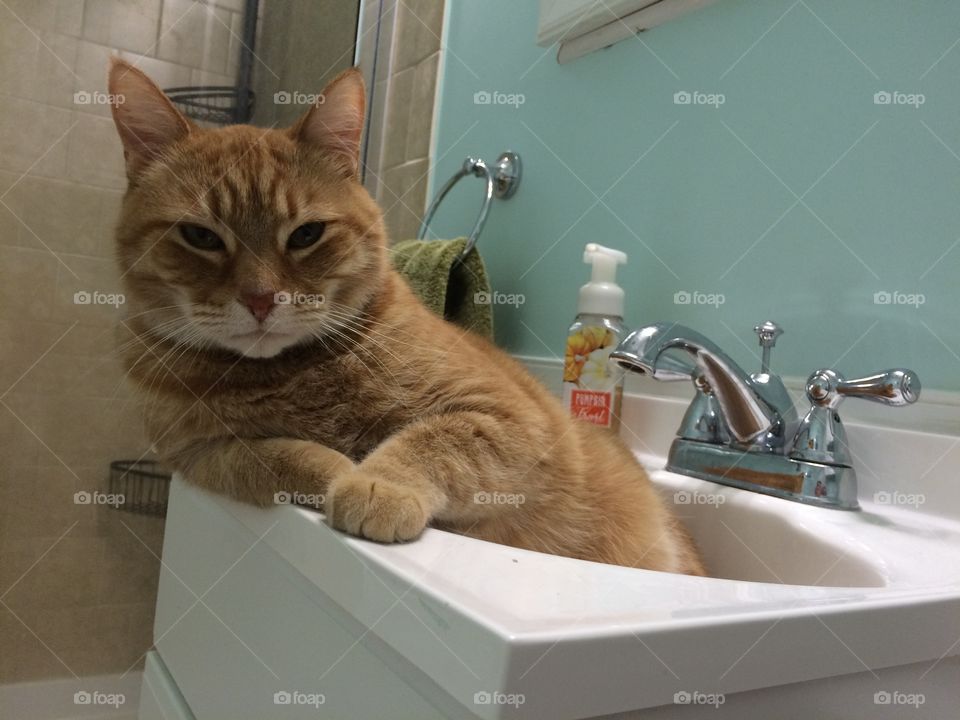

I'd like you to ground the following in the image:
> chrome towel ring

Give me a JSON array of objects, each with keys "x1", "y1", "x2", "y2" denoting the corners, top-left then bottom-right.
[{"x1": 417, "y1": 151, "x2": 522, "y2": 261}]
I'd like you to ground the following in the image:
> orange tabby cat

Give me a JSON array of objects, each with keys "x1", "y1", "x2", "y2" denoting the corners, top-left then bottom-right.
[{"x1": 107, "y1": 58, "x2": 704, "y2": 575}]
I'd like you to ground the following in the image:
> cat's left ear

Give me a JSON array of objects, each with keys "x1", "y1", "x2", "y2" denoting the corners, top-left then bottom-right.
[{"x1": 291, "y1": 68, "x2": 366, "y2": 177}]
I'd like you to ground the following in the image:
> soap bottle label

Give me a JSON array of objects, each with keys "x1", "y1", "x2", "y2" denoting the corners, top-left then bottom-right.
[
  {"x1": 569, "y1": 388, "x2": 614, "y2": 426},
  {"x1": 563, "y1": 326, "x2": 623, "y2": 430}
]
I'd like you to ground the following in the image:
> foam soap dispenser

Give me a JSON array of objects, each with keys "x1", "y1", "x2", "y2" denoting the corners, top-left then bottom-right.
[{"x1": 563, "y1": 244, "x2": 628, "y2": 432}]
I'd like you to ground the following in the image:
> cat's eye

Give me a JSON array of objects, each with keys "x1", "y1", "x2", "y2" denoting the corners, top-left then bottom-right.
[
  {"x1": 287, "y1": 222, "x2": 326, "y2": 251},
  {"x1": 179, "y1": 224, "x2": 225, "y2": 251}
]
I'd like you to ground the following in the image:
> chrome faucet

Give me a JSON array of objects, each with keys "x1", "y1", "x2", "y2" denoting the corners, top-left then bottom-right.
[{"x1": 610, "y1": 321, "x2": 920, "y2": 510}]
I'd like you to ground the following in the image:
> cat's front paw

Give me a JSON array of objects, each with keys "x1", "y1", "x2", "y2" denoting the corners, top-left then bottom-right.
[{"x1": 326, "y1": 470, "x2": 429, "y2": 542}]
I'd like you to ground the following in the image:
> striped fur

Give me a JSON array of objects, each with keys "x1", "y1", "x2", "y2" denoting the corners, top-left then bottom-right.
[{"x1": 108, "y1": 59, "x2": 704, "y2": 574}]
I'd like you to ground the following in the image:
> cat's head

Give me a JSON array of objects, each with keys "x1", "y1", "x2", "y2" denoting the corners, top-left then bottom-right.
[{"x1": 108, "y1": 58, "x2": 387, "y2": 359}]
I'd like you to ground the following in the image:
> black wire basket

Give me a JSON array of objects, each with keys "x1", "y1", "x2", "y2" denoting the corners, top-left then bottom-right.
[
  {"x1": 164, "y1": 86, "x2": 254, "y2": 125},
  {"x1": 109, "y1": 460, "x2": 172, "y2": 517}
]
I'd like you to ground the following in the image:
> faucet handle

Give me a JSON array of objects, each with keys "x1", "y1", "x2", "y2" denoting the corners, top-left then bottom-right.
[
  {"x1": 791, "y1": 368, "x2": 920, "y2": 466},
  {"x1": 753, "y1": 321, "x2": 783, "y2": 374},
  {"x1": 805, "y1": 368, "x2": 921, "y2": 409}
]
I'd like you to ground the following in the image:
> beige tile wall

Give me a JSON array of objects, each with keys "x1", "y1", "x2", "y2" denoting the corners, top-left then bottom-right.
[
  {"x1": 359, "y1": 0, "x2": 444, "y2": 244},
  {"x1": 0, "y1": 0, "x2": 444, "y2": 685},
  {"x1": 0, "y1": 0, "x2": 245, "y2": 683}
]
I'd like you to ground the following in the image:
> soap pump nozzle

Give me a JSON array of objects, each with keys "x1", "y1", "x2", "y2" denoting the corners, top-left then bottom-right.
[{"x1": 579, "y1": 243, "x2": 628, "y2": 317}]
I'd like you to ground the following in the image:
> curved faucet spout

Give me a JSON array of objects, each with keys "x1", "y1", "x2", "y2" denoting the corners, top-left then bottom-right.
[{"x1": 610, "y1": 322, "x2": 778, "y2": 443}]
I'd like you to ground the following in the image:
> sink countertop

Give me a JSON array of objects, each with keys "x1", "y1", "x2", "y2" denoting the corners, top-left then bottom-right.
[
  {"x1": 165, "y1": 389, "x2": 960, "y2": 719},
  {"x1": 192, "y1": 470, "x2": 960, "y2": 718}
]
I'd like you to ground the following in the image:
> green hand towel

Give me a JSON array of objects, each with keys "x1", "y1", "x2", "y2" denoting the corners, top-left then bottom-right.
[{"x1": 391, "y1": 238, "x2": 494, "y2": 340}]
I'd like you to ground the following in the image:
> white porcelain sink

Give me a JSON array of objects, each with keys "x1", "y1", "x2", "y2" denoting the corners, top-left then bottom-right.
[
  {"x1": 145, "y1": 391, "x2": 960, "y2": 719},
  {"x1": 647, "y1": 466, "x2": 956, "y2": 589}
]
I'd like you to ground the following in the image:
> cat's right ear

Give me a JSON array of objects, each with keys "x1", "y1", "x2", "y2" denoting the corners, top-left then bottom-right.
[{"x1": 108, "y1": 57, "x2": 192, "y2": 179}]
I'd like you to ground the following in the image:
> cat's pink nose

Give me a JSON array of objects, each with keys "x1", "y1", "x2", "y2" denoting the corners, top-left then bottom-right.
[{"x1": 241, "y1": 292, "x2": 277, "y2": 323}]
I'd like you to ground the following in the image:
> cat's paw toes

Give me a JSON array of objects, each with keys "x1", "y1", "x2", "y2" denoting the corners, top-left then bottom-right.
[{"x1": 326, "y1": 471, "x2": 428, "y2": 543}]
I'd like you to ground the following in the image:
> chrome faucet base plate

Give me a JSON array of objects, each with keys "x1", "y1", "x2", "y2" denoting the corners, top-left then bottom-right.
[{"x1": 666, "y1": 439, "x2": 860, "y2": 511}]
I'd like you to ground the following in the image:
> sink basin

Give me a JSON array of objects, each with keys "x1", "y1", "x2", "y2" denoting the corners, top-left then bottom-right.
[
  {"x1": 650, "y1": 469, "x2": 888, "y2": 588},
  {"x1": 645, "y1": 456, "x2": 960, "y2": 592}
]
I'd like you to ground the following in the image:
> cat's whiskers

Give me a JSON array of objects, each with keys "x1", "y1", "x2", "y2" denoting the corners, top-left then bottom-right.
[
  {"x1": 310, "y1": 327, "x2": 403, "y2": 396},
  {"x1": 114, "y1": 314, "x2": 202, "y2": 393},
  {"x1": 304, "y1": 316, "x2": 405, "y2": 390},
  {"x1": 327, "y1": 301, "x2": 428, "y2": 344},
  {"x1": 135, "y1": 339, "x2": 202, "y2": 421},
  {"x1": 321, "y1": 305, "x2": 427, "y2": 358},
  {"x1": 323, "y1": 305, "x2": 458, "y2": 362},
  {"x1": 315, "y1": 309, "x2": 410, "y2": 369},
  {"x1": 112, "y1": 305, "x2": 202, "y2": 356},
  {"x1": 120, "y1": 300, "x2": 213, "y2": 336},
  {"x1": 138, "y1": 333, "x2": 196, "y2": 403},
  {"x1": 326, "y1": 301, "x2": 465, "y2": 355},
  {"x1": 109, "y1": 317, "x2": 198, "y2": 403},
  {"x1": 125, "y1": 315, "x2": 208, "y2": 374},
  {"x1": 135, "y1": 321, "x2": 210, "y2": 409},
  {"x1": 310, "y1": 316, "x2": 413, "y2": 391},
  {"x1": 140, "y1": 331, "x2": 214, "y2": 419},
  {"x1": 122, "y1": 303, "x2": 197, "y2": 322}
]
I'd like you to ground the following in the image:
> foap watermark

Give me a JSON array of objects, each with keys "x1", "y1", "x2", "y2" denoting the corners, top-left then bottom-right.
[
  {"x1": 673, "y1": 90, "x2": 725, "y2": 108},
  {"x1": 873, "y1": 290, "x2": 925, "y2": 308},
  {"x1": 74, "y1": 90, "x2": 124, "y2": 106},
  {"x1": 674, "y1": 490, "x2": 725, "y2": 507},
  {"x1": 274, "y1": 291, "x2": 325, "y2": 308},
  {"x1": 674, "y1": 290, "x2": 725, "y2": 308},
  {"x1": 273, "y1": 690, "x2": 325, "y2": 708},
  {"x1": 274, "y1": 490, "x2": 325, "y2": 507},
  {"x1": 74, "y1": 691, "x2": 125, "y2": 708},
  {"x1": 473, "y1": 691, "x2": 525, "y2": 708},
  {"x1": 874, "y1": 690, "x2": 925, "y2": 708},
  {"x1": 874, "y1": 490, "x2": 925, "y2": 508},
  {"x1": 74, "y1": 290, "x2": 125, "y2": 308},
  {"x1": 874, "y1": 91, "x2": 925, "y2": 108},
  {"x1": 674, "y1": 690, "x2": 725, "y2": 707},
  {"x1": 273, "y1": 90, "x2": 325, "y2": 106},
  {"x1": 473, "y1": 90, "x2": 525, "y2": 108},
  {"x1": 474, "y1": 491, "x2": 525, "y2": 507},
  {"x1": 474, "y1": 290, "x2": 525, "y2": 307},
  {"x1": 74, "y1": 490, "x2": 124, "y2": 508}
]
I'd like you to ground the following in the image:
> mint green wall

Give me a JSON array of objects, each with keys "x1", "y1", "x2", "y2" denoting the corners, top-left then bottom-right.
[{"x1": 429, "y1": 0, "x2": 960, "y2": 391}]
